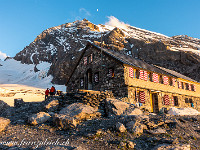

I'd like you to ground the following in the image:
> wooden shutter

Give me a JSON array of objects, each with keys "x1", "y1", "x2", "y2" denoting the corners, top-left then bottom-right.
[
  {"x1": 129, "y1": 67, "x2": 134, "y2": 78},
  {"x1": 163, "y1": 76, "x2": 169, "y2": 85},
  {"x1": 139, "y1": 91, "x2": 145, "y2": 103},
  {"x1": 139, "y1": 70, "x2": 144, "y2": 80},
  {"x1": 153, "y1": 73, "x2": 159, "y2": 83},
  {"x1": 143, "y1": 71, "x2": 148, "y2": 81},
  {"x1": 164, "y1": 95, "x2": 170, "y2": 105}
]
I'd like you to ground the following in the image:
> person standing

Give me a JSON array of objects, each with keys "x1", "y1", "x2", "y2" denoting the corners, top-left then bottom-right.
[{"x1": 45, "y1": 88, "x2": 49, "y2": 100}]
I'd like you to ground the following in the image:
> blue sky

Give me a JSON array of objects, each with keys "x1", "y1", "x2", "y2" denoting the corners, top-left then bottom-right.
[{"x1": 0, "y1": 0, "x2": 200, "y2": 58}]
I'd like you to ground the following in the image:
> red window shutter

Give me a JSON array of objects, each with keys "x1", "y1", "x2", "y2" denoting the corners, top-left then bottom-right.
[
  {"x1": 153, "y1": 73, "x2": 159, "y2": 83},
  {"x1": 129, "y1": 67, "x2": 134, "y2": 78},
  {"x1": 178, "y1": 81, "x2": 182, "y2": 89},
  {"x1": 139, "y1": 70, "x2": 144, "y2": 80},
  {"x1": 163, "y1": 76, "x2": 169, "y2": 85},
  {"x1": 172, "y1": 78, "x2": 176, "y2": 87},
  {"x1": 194, "y1": 85, "x2": 196, "y2": 92},
  {"x1": 139, "y1": 91, "x2": 145, "y2": 103},
  {"x1": 84, "y1": 57, "x2": 87, "y2": 65},
  {"x1": 143, "y1": 71, "x2": 148, "y2": 81},
  {"x1": 164, "y1": 95, "x2": 170, "y2": 105},
  {"x1": 189, "y1": 84, "x2": 191, "y2": 91}
]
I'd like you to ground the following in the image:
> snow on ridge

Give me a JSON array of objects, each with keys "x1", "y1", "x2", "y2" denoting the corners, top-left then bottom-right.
[{"x1": 0, "y1": 59, "x2": 65, "y2": 91}]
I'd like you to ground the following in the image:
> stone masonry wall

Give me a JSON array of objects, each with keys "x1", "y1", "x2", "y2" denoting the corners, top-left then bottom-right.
[{"x1": 67, "y1": 47, "x2": 128, "y2": 98}]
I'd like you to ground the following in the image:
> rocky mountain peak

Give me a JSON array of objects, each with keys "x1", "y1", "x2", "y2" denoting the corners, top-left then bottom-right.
[{"x1": 14, "y1": 19, "x2": 200, "y2": 84}]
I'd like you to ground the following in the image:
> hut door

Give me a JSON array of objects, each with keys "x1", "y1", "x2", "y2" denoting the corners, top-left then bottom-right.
[
  {"x1": 152, "y1": 93, "x2": 159, "y2": 113},
  {"x1": 86, "y1": 69, "x2": 93, "y2": 90}
]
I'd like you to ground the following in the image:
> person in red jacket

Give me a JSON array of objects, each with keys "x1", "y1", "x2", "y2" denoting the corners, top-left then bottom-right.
[
  {"x1": 50, "y1": 86, "x2": 56, "y2": 96},
  {"x1": 45, "y1": 88, "x2": 49, "y2": 100}
]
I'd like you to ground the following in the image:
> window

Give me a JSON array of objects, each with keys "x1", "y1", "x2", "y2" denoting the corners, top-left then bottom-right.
[
  {"x1": 191, "y1": 84, "x2": 195, "y2": 91},
  {"x1": 88, "y1": 54, "x2": 93, "y2": 63},
  {"x1": 185, "y1": 98, "x2": 189, "y2": 103},
  {"x1": 181, "y1": 82, "x2": 184, "y2": 89},
  {"x1": 149, "y1": 73, "x2": 153, "y2": 82},
  {"x1": 83, "y1": 57, "x2": 87, "y2": 65},
  {"x1": 94, "y1": 72, "x2": 99, "y2": 83},
  {"x1": 80, "y1": 78, "x2": 84, "y2": 88},
  {"x1": 159, "y1": 75, "x2": 163, "y2": 84},
  {"x1": 173, "y1": 96, "x2": 178, "y2": 106},
  {"x1": 169, "y1": 77, "x2": 173, "y2": 86},
  {"x1": 108, "y1": 68, "x2": 114, "y2": 77},
  {"x1": 135, "y1": 69, "x2": 140, "y2": 79},
  {"x1": 189, "y1": 98, "x2": 193, "y2": 103},
  {"x1": 185, "y1": 83, "x2": 189, "y2": 90}
]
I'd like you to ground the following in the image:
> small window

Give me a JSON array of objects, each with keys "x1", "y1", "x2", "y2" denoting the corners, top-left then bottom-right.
[
  {"x1": 189, "y1": 98, "x2": 193, "y2": 103},
  {"x1": 173, "y1": 96, "x2": 178, "y2": 106},
  {"x1": 159, "y1": 75, "x2": 163, "y2": 84},
  {"x1": 185, "y1": 98, "x2": 189, "y2": 103},
  {"x1": 94, "y1": 72, "x2": 99, "y2": 83},
  {"x1": 191, "y1": 84, "x2": 195, "y2": 91},
  {"x1": 80, "y1": 78, "x2": 84, "y2": 88},
  {"x1": 135, "y1": 69, "x2": 139, "y2": 79},
  {"x1": 181, "y1": 82, "x2": 184, "y2": 89},
  {"x1": 108, "y1": 68, "x2": 114, "y2": 77},
  {"x1": 169, "y1": 77, "x2": 173, "y2": 86},
  {"x1": 149, "y1": 73, "x2": 153, "y2": 82},
  {"x1": 185, "y1": 83, "x2": 189, "y2": 90},
  {"x1": 88, "y1": 54, "x2": 93, "y2": 63}
]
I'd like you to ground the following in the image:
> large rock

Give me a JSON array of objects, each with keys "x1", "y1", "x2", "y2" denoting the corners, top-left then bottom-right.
[
  {"x1": 105, "y1": 98, "x2": 130, "y2": 116},
  {"x1": 45, "y1": 100, "x2": 59, "y2": 112},
  {"x1": 54, "y1": 103, "x2": 100, "y2": 129},
  {"x1": 0, "y1": 117, "x2": 10, "y2": 132},
  {"x1": 116, "y1": 122, "x2": 126, "y2": 133},
  {"x1": 59, "y1": 103, "x2": 100, "y2": 120},
  {"x1": 28, "y1": 112, "x2": 51, "y2": 125},
  {"x1": 126, "y1": 120, "x2": 147, "y2": 135},
  {"x1": 123, "y1": 107, "x2": 143, "y2": 116},
  {"x1": 53, "y1": 114, "x2": 78, "y2": 129},
  {"x1": 154, "y1": 144, "x2": 190, "y2": 150},
  {"x1": 0, "y1": 100, "x2": 10, "y2": 115}
]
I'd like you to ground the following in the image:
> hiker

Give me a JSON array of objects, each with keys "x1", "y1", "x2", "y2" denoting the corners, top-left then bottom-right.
[
  {"x1": 50, "y1": 86, "x2": 55, "y2": 96},
  {"x1": 45, "y1": 88, "x2": 49, "y2": 100}
]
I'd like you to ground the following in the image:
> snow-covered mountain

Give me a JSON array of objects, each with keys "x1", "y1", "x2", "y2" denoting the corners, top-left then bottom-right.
[
  {"x1": 0, "y1": 58, "x2": 65, "y2": 91},
  {"x1": 13, "y1": 18, "x2": 200, "y2": 84}
]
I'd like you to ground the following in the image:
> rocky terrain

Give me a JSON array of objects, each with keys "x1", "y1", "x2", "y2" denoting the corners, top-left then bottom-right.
[
  {"x1": 0, "y1": 91, "x2": 200, "y2": 149},
  {"x1": 13, "y1": 19, "x2": 200, "y2": 84}
]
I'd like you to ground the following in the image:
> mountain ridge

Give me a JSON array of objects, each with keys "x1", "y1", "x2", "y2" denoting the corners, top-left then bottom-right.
[{"x1": 13, "y1": 19, "x2": 200, "y2": 84}]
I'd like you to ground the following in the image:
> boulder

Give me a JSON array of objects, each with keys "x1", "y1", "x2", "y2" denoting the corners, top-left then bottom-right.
[
  {"x1": 45, "y1": 100, "x2": 59, "y2": 112},
  {"x1": 148, "y1": 128, "x2": 166, "y2": 134},
  {"x1": 123, "y1": 107, "x2": 143, "y2": 116},
  {"x1": 0, "y1": 117, "x2": 10, "y2": 132},
  {"x1": 127, "y1": 141, "x2": 136, "y2": 149},
  {"x1": 59, "y1": 103, "x2": 100, "y2": 120},
  {"x1": 154, "y1": 144, "x2": 190, "y2": 150},
  {"x1": 53, "y1": 114, "x2": 77, "y2": 129},
  {"x1": 116, "y1": 122, "x2": 126, "y2": 133},
  {"x1": 0, "y1": 100, "x2": 10, "y2": 115},
  {"x1": 28, "y1": 112, "x2": 51, "y2": 125},
  {"x1": 126, "y1": 120, "x2": 147, "y2": 135},
  {"x1": 105, "y1": 98, "x2": 130, "y2": 116},
  {"x1": 54, "y1": 103, "x2": 100, "y2": 129}
]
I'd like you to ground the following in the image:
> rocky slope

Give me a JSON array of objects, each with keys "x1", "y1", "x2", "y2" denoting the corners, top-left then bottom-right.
[{"x1": 14, "y1": 19, "x2": 200, "y2": 84}]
